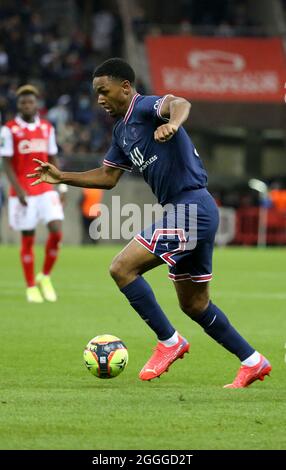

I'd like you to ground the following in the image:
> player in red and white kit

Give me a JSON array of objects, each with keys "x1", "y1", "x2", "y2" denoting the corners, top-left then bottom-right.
[{"x1": 0, "y1": 85, "x2": 64, "y2": 303}]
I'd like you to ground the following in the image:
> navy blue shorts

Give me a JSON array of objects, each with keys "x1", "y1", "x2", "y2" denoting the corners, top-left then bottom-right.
[{"x1": 135, "y1": 188, "x2": 219, "y2": 282}]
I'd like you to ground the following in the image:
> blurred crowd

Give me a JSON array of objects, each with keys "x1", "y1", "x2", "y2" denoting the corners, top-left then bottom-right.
[
  {"x1": 212, "y1": 180, "x2": 286, "y2": 211},
  {"x1": 0, "y1": 0, "x2": 124, "y2": 158},
  {"x1": 0, "y1": 0, "x2": 268, "y2": 162},
  {"x1": 133, "y1": 0, "x2": 264, "y2": 40}
]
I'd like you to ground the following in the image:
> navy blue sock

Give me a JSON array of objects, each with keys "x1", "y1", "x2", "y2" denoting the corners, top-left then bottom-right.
[
  {"x1": 193, "y1": 301, "x2": 255, "y2": 361},
  {"x1": 120, "y1": 276, "x2": 176, "y2": 340}
]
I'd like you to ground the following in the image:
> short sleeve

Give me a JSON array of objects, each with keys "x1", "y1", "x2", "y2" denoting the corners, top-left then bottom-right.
[
  {"x1": 138, "y1": 95, "x2": 172, "y2": 121},
  {"x1": 0, "y1": 126, "x2": 14, "y2": 157},
  {"x1": 48, "y1": 126, "x2": 58, "y2": 155},
  {"x1": 103, "y1": 132, "x2": 133, "y2": 172}
]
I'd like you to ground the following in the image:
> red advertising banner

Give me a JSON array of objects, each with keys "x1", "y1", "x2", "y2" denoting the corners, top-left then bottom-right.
[{"x1": 146, "y1": 36, "x2": 286, "y2": 102}]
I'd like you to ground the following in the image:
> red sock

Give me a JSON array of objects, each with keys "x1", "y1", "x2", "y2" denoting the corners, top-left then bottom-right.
[
  {"x1": 43, "y1": 232, "x2": 62, "y2": 275},
  {"x1": 21, "y1": 235, "x2": 35, "y2": 287}
]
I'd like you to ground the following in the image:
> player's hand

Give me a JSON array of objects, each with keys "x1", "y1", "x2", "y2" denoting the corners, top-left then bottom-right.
[
  {"x1": 27, "y1": 158, "x2": 63, "y2": 186},
  {"x1": 16, "y1": 188, "x2": 28, "y2": 206},
  {"x1": 154, "y1": 123, "x2": 178, "y2": 143}
]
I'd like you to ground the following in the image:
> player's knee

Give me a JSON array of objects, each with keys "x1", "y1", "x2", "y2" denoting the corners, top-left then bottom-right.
[
  {"x1": 109, "y1": 257, "x2": 127, "y2": 284},
  {"x1": 49, "y1": 231, "x2": 62, "y2": 243},
  {"x1": 48, "y1": 220, "x2": 62, "y2": 233},
  {"x1": 109, "y1": 260, "x2": 119, "y2": 280},
  {"x1": 21, "y1": 233, "x2": 35, "y2": 252},
  {"x1": 180, "y1": 292, "x2": 209, "y2": 318}
]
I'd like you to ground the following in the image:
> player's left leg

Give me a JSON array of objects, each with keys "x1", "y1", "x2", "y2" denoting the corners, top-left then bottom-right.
[
  {"x1": 43, "y1": 219, "x2": 63, "y2": 277},
  {"x1": 37, "y1": 219, "x2": 63, "y2": 302},
  {"x1": 36, "y1": 190, "x2": 64, "y2": 301},
  {"x1": 8, "y1": 195, "x2": 43, "y2": 302},
  {"x1": 110, "y1": 240, "x2": 190, "y2": 380},
  {"x1": 173, "y1": 279, "x2": 272, "y2": 388}
]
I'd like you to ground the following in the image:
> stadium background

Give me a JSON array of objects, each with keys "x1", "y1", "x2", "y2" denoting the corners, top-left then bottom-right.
[
  {"x1": 0, "y1": 0, "x2": 286, "y2": 451},
  {"x1": 0, "y1": 0, "x2": 286, "y2": 245}
]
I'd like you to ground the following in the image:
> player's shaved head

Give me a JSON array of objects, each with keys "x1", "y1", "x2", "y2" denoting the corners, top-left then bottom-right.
[{"x1": 93, "y1": 58, "x2": 135, "y2": 85}]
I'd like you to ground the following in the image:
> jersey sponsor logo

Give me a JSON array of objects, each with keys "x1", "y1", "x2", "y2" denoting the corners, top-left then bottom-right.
[
  {"x1": 18, "y1": 139, "x2": 48, "y2": 154},
  {"x1": 140, "y1": 155, "x2": 157, "y2": 172}
]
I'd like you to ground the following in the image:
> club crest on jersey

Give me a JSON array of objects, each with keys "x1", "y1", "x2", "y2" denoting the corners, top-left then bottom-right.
[
  {"x1": 41, "y1": 124, "x2": 49, "y2": 138},
  {"x1": 130, "y1": 127, "x2": 138, "y2": 138}
]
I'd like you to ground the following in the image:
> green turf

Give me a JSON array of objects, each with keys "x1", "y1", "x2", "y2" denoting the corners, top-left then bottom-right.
[{"x1": 0, "y1": 245, "x2": 285, "y2": 450}]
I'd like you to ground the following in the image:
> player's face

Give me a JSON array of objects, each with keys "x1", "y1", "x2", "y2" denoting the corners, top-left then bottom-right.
[
  {"x1": 17, "y1": 94, "x2": 38, "y2": 120},
  {"x1": 93, "y1": 76, "x2": 131, "y2": 117}
]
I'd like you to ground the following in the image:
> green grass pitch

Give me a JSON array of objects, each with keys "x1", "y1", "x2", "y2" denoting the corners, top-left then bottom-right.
[{"x1": 0, "y1": 245, "x2": 285, "y2": 450}]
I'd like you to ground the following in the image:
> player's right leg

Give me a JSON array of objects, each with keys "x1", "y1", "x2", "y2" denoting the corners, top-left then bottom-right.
[
  {"x1": 8, "y1": 195, "x2": 43, "y2": 303},
  {"x1": 109, "y1": 240, "x2": 190, "y2": 380}
]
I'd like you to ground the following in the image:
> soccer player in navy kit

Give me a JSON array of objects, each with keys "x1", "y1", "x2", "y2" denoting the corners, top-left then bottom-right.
[{"x1": 28, "y1": 58, "x2": 271, "y2": 388}]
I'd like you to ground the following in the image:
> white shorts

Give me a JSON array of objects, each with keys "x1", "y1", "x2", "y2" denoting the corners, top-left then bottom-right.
[{"x1": 8, "y1": 191, "x2": 64, "y2": 231}]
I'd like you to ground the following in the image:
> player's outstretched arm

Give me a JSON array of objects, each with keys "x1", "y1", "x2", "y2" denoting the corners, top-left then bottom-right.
[
  {"x1": 154, "y1": 95, "x2": 191, "y2": 143},
  {"x1": 27, "y1": 159, "x2": 123, "y2": 189}
]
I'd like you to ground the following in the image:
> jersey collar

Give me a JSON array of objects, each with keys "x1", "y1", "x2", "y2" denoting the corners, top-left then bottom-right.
[
  {"x1": 123, "y1": 93, "x2": 140, "y2": 124},
  {"x1": 15, "y1": 115, "x2": 41, "y2": 130}
]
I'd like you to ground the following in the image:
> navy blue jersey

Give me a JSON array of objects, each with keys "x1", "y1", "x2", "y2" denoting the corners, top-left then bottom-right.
[{"x1": 103, "y1": 94, "x2": 208, "y2": 205}]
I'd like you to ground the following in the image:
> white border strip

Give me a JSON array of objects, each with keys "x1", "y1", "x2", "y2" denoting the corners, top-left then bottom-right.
[
  {"x1": 103, "y1": 159, "x2": 132, "y2": 172},
  {"x1": 123, "y1": 93, "x2": 140, "y2": 124},
  {"x1": 157, "y1": 94, "x2": 173, "y2": 121}
]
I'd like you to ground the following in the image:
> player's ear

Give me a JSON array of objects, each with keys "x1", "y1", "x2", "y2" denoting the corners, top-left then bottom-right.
[{"x1": 122, "y1": 80, "x2": 131, "y2": 95}]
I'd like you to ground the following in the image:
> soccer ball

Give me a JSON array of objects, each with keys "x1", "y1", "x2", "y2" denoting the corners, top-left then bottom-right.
[{"x1": 83, "y1": 334, "x2": 128, "y2": 379}]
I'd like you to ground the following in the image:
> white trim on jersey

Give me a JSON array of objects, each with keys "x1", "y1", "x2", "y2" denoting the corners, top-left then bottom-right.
[
  {"x1": 48, "y1": 126, "x2": 58, "y2": 155},
  {"x1": 103, "y1": 159, "x2": 132, "y2": 172},
  {"x1": 15, "y1": 115, "x2": 41, "y2": 130},
  {"x1": 0, "y1": 125, "x2": 14, "y2": 157},
  {"x1": 123, "y1": 93, "x2": 140, "y2": 124},
  {"x1": 157, "y1": 94, "x2": 173, "y2": 122}
]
